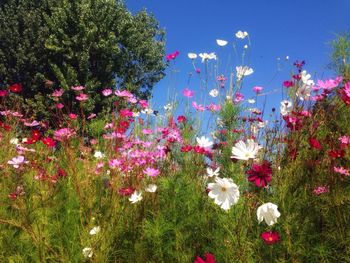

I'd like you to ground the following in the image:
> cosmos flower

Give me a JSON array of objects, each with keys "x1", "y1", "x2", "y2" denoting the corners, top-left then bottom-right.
[
  {"x1": 236, "y1": 66, "x2": 253, "y2": 80},
  {"x1": 261, "y1": 231, "x2": 280, "y2": 245},
  {"x1": 182, "y1": 88, "x2": 194, "y2": 98},
  {"x1": 129, "y1": 191, "x2": 143, "y2": 203},
  {"x1": 188, "y1": 53, "x2": 198, "y2": 59},
  {"x1": 94, "y1": 151, "x2": 105, "y2": 159},
  {"x1": 76, "y1": 93, "x2": 89, "y2": 101},
  {"x1": 196, "y1": 136, "x2": 213, "y2": 148},
  {"x1": 194, "y1": 253, "x2": 216, "y2": 263},
  {"x1": 71, "y1": 85, "x2": 85, "y2": 91},
  {"x1": 235, "y1": 30, "x2": 248, "y2": 39},
  {"x1": 216, "y1": 39, "x2": 228, "y2": 46},
  {"x1": 192, "y1": 101, "x2": 205, "y2": 112},
  {"x1": 207, "y1": 177, "x2": 240, "y2": 211},
  {"x1": 231, "y1": 139, "x2": 262, "y2": 160},
  {"x1": 145, "y1": 184, "x2": 157, "y2": 193},
  {"x1": 52, "y1": 88, "x2": 64, "y2": 97},
  {"x1": 199, "y1": 53, "x2": 217, "y2": 63},
  {"x1": 82, "y1": 247, "x2": 93, "y2": 258},
  {"x1": 334, "y1": 166, "x2": 349, "y2": 176},
  {"x1": 143, "y1": 167, "x2": 160, "y2": 177},
  {"x1": 89, "y1": 226, "x2": 101, "y2": 235},
  {"x1": 102, "y1": 88, "x2": 112, "y2": 96},
  {"x1": 206, "y1": 167, "x2": 220, "y2": 177},
  {"x1": 8, "y1": 155, "x2": 28, "y2": 168},
  {"x1": 209, "y1": 89, "x2": 219, "y2": 97},
  {"x1": 280, "y1": 100, "x2": 293, "y2": 116},
  {"x1": 257, "y1": 202, "x2": 281, "y2": 226},
  {"x1": 246, "y1": 161, "x2": 272, "y2": 188}
]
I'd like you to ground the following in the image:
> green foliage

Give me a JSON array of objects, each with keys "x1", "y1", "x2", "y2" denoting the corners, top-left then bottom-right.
[
  {"x1": 0, "y1": 0, "x2": 166, "y2": 120},
  {"x1": 331, "y1": 33, "x2": 350, "y2": 81}
]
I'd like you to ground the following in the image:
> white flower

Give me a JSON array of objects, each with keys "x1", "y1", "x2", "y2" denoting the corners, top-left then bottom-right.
[
  {"x1": 248, "y1": 99, "x2": 256, "y2": 104},
  {"x1": 257, "y1": 120, "x2": 268, "y2": 128},
  {"x1": 164, "y1": 103, "x2": 173, "y2": 111},
  {"x1": 297, "y1": 70, "x2": 314, "y2": 101},
  {"x1": 196, "y1": 136, "x2": 213, "y2": 148},
  {"x1": 236, "y1": 66, "x2": 254, "y2": 80},
  {"x1": 231, "y1": 139, "x2": 262, "y2": 160},
  {"x1": 145, "y1": 184, "x2": 157, "y2": 193},
  {"x1": 129, "y1": 191, "x2": 143, "y2": 203},
  {"x1": 10, "y1": 138, "x2": 19, "y2": 145},
  {"x1": 280, "y1": 100, "x2": 293, "y2": 116},
  {"x1": 209, "y1": 89, "x2": 219, "y2": 97},
  {"x1": 207, "y1": 177, "x2": 240, "y2": 211},
  {"x1": 141, "y1": 108, "x2": 154, "y2": 115},
  {"x1": 132, "y1": 111, "x2": 140, "y2": 117},
  {"x1": 235, "y1": 30, "x2": 248, "y2": 39},
  {"x1": 82, "y1": 247, "x2": 93, "y2": 258},
  {"x1": 301, "y1": 70, "x2": 314, "y2": 86},
  {"x1": 188, "y1": 53, "x2": 197, "y2": 59},
  {"x1": 244, "y1": 44, "x2": 248, "y2": 49},
  {"x1": 216, "y1": 39, "x2": 228, "y2": 46},
  {"x1": 257, "y1": 202, "x2": 281, "y2": 226},
  {"x1": 89, "y1": 226, "x2": 101, "y2": 235},
  {"x1": 206, "y1": 167, "x2": 220, "y2": 177},
  {"x1": 286, "y1": 56, "x2": 289, "y2": 60},
  {"x1": 94, "y1": 151, "x2": 105, "y2": 159},
  {"x1": 199, "y1": 52, "x2": 217, "y2": 63}
]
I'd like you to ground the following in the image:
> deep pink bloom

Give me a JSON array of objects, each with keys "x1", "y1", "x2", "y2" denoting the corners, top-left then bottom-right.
[
  {"x1": 182, "y1": 88, "x2": 194, "y2": 98},
  {"x1": 68, "y1": 113, "x2": 78, "y2": 119},
  {"x1": 308, "y1": 137, "x2": 322, "y2": 150},
  {"x1": 328, "y1": 149, "x2": 345, "y2": 158},
  {"x1": 177, "y1": 115, "x2": 187, "y2": 123},
  {"x1": 194, "y1": 253, "x2": 216, "y2": 263},
  {"x1": 261, "y1": 231, "x2": 280, "y2": 245},
  {"x1": 253, "y1": 86, "x2": 263, "y2": 93},
  {"x1": 234, "y1": 92, "x2": 244, "y2": 103},
  {"x1": 195, "y1": 68, "x2": 201, "y2": 74},
  {"x1": 9, "y1": 83, "x2": 22, "y2": 93},
  {"x1": 119, "y1": 109, "x2": 134, "y2": 118},
  {"x1": 56, "y1": 103, "x2": 64, "y2": 109},
  {"x1": 0, "y1": 90, "x2": 8, "y2": 97},
  {"x1": 283, "y1": 80, "x2": 294, "y2": 88},
  {"x1": 166, "y1": 50, "x2": 179, "y2": 61},
  {"x1": 181, "y1": 145, "x2": 192, "y2": 152},
  {"x1": 118, "y1": 187, "x2": 135, "y2": 196},
  {"x1": 138, "y1": 100, "x2": 149, "y2": 109},
  {"x1": 246, "y1": 161, "x2": 272, "y2": 188},
  {"x1": 42, "y1": 137, "x2": 56, "y2": 147}
]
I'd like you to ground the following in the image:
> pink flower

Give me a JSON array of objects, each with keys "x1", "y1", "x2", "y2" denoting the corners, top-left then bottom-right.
[
  {"x1": 234, "y1": 92, "x2": 244, "y2": 103},
  {"x1": 339, "y1": 135, "x2": 350, "y2": 145},
  {"x1": 334, "y1": 166, "x2": 349, "y2": 176},
  {"x1": 253, "y1": 86, "x2": 263, "y2": 93},
  {"x1": 24, "y1": 120, "x2": 40, "y2": 127},
  {"x1": 76, "y1": 93, "x2": 89, "y2": 101},
  {"x1": 142, "y1": 129, "x2": 153, "y2": 135},
  {"x1": 182, "y1": 88, "x2": 194, "y2": 98},
  {"x1": 8, "y1": 156, "x2": 28, "y2": 168},
  {"x1": 206, "y1": 103, "x2": 221, "y2": 112},
  {"x1": 109, "y1": 159, "x2": 122, "y2": 169},
  {"x1": 71, "y1": 85, "x2": 85, "y2": 91},
  {"x1": 68, "y1": 113, "x2": 78, "y2": 119},
  {"x1": 194, "y1": 253, "x2": 216, "y2": 263},
  {"x1": 261, "y1": 231, "x2": 280, "y2": 245},
  {"x1": 119, "y1": 109, "x2": 134, "y2": 118},
  {"x1": 143, "y1": 167, "x2": 160, "y2": 177},
  {"x1": 53, "y1": 128, "x2": 75, "y2": 141},
  {"x1": 87, "y1": 113, "x2": 96, "y2": 119},
  {"x1": 192, "y1": 101, "x2": 205, "y2": 111},
  {"x1": 138, "y1": 100, "x2": 149, "y2": 109},
  {"x1": 0, "y1": 90, "x2": 8, "y2": 97},
  {"x1": 313, "y1": 185, "x2": 329, "y2": 195},
  {"x1": 115, "y1": 90, "x2": 133, "y2": 98},
  {"x1": 283, "y1": 80, "x2": 294, "y2": 88},
  {"x1": 102, "y1": 88, "x2": 112, "y2": 96},
  {"x1": 52, "y1": 88, "x2": 64, "y2": 97},
  {"x1": 166, "y1": 50, "x2": 179, "y2": 61},
  {"x1": 56, "y1": 103, "x2": 64, "y2": 109},
  {"x1": 195, "y1": 68, "x2": 201, "y2": 74}
]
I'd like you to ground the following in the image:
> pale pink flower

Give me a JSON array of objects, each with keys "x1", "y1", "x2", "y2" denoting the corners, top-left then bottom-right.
[
  {"x1": 53, "y1": 128, "x2": 76, "y2": 141},
  {"x1": 109, "y1": 159, "x2": 122, "y2": 169},
  {"x1": 52, "y1": 88, "x2": 64, "y2": 97},
  {"x1": 102, "y1": 89, "x2": 112, "y2": 96},
  {"x1": 115, "y1": 90, "x2": 133, "y2": 98},
  {"x1": 206, "y1": 103, "x2": 221, "y2": 112},
  {"x1": 313, "y1": 185, "x2": 329, "y2": 195},
  {"x1": 8, "y1": 156, "x2": 28, "y2": 168},
  {"x1": 192, "y1": 101, "x2": 205, "y2": 111},
  {"x1": 334, "y1": 166, "x2": 350, "y2": 176},
  {"x1": 71, "y1": 85, "x2": 85, "y2": 91},
  {"x1": 339, "y1": 135, "x2": 350, "y2": 145},
  {"x1": 24, "y1": 120, "x2": 40, "y2": 127},
  {"x1": 143, "y1": 167, "x2": 160, "y2": 177},
  {"x1": 87, "y1": 113, "x2": 96, "y2": 119},
  {"x1": 234, "y1": 92, "x2": 244, "y2": 103},
  {"x1": 182, "y1": 88, "x2": 194, "y2": 98},
  {"x1": 76, "y1": 93, "x2": 89, "y2": 101}
]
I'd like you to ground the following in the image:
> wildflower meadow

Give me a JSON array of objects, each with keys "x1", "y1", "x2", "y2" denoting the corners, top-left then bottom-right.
[{"x1": 0, "y1": 0, "x2": 350, "y2": 262}]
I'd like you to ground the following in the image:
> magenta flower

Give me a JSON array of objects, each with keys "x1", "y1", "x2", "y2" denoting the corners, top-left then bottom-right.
[
  {"x1": 68, "y1": 113, "x2": 78, "y2": 119},
  {"x1": 102, "y1": 88, "x2": 112, "y2": 96},
  {"x1": 143, "y1": 167, "x2": 160, "y2": 177},
  {"x1": 182, "y1": 88, "x2": 194, "y2": 98},
  {"x1": 253, "y1": 86, "x2": 263, "y2": 93},
  {"x1": 234, "y1": 92, "x2": 244, "y2": 103},
  {"x1": 313, "y1": 185, "x2": 329, "y2": 195},
  {"x1": 56, "y1": 103, "x2": 64, "y2": 109},
  {"x1": 109, "y1": 159, "x2": 122, "y2": 169},
  {"x1": 166, "y1": 50, "x2": 179, "y2": 61},
  {"x1": 138, "y1": 100, "x2": 149, "y2": 109},
  {"x1": 8, "y1": 156, "x2": 29, "y2": 168},
  {"x1": 52, "y1": 88, "x2": 64, "y2": 97},
  {"x1": 71, "y1": 85, "x2": 85, "y2": 91},
  {"x1": 76, "y1": 93, "x2": 89, "y2": 101}
]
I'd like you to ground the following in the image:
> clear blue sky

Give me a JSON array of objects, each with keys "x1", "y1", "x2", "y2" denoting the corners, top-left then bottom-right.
[{"x1": 126, "y1": 0, "x2": 349, "y2": 125}]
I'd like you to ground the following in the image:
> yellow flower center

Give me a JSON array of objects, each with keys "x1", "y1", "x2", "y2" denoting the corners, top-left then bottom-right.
[{"x1": 221, "y1": 187, "x2": 227, "y2": 192}]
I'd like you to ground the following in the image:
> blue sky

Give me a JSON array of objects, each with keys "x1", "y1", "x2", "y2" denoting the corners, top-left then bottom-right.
[{"x1": 126, "y1": 0, "x2": 349, "y2": 125}]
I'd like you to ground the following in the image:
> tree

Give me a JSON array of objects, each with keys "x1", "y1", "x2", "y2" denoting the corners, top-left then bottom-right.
[{"x1": 0, "y1": 0, "x2": 166, "y2": 120}]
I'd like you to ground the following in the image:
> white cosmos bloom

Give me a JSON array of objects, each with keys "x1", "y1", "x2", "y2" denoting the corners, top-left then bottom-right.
[
  {"x1": 236, "y1": 66, "x2": 254, "y2": 80},
  {"x1": 244, "y1": 44, "x2": 248, "y2": 49},
  {"x1": 164, "y1": 103, "x2": 173, "y2": 111},
  {"x1": 89, "y1": 226, "x2": 101, "y2": 235},
  {"x1": 257, "y1": 202, "x2": 281, "y2": 226},
  {"x1": 188, "y1": 53, "x2": 197, "y2": 59},
  {"x1": 209, "y1": 89, "x2": 219, "y2": 97},
  {"x1": 231, "y1": 139, "x2": 262, "y2": 160},
  {"x1": 216, "y1": 39, "x2": 228, "y2": 46},
  {"x1": 235, "y1": 30, "x2": 249, "y2": 39},
  {"x1": 248, "y1": 99, "x2": 256, "y2": 104},
  {"x1": 206, "y1": 167, "x2": 220, "y2": 177},
  {"x1": 145, "y1": 184, "x2": 157, "y2": 193},
  {"x1": 196, "y1": 136, "x2": 213, "y2": 148},
  {"x1": 94, "y1": 151, "x2": 105, "y2": 159},
  {"x1": 82, "y1": 247, "x2": 93, "y2": 258},
  {"x1": 280, "y1": 100, "x2": 293, "y2": 116},
  {"x1": 207, "y1": 177, "x2": 240, "y2": 211},
  {"x1": 297, "y1": 70, "x2": 314, "y2": 101},
  {"x1": 129, "y1": 191, "x2": 143, "y2": 203},
  {"x1": 10, "y1": 138, "x2": 19, "y2": 145},
  {"x1": 199, "y1": 52, "x2": 217, "y2": 63}
]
